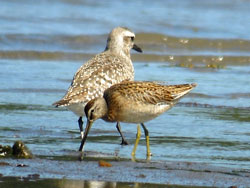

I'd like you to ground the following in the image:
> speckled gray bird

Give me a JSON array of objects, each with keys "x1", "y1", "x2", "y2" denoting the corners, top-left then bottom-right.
[{"x1": 53, "y1": 27, "x2": 142, "y2": 144}]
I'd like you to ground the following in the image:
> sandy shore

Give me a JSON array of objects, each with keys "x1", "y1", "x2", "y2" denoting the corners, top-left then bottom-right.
[{"x1": 0, "y1": 155, "x2": 249, "y2": 188}]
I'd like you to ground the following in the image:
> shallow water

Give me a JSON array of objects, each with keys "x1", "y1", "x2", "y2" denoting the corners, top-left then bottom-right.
[
  {"x1": 1, "y1": 59, "x2": 249, "y2": 170},
  {"x1": 0, "y1": 177, "x2": 195, "y2": 188},
  {"x1": 0, "y1": 0, "x2": 250, "y2": 183}
]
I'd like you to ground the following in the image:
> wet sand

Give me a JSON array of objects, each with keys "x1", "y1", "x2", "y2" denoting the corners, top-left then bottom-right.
[{"x1": 0, "y1": 154, "x2": 249, "y2": 188}]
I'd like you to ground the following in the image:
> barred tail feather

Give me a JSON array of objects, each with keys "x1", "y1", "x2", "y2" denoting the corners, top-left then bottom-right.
[{"x1": 171, "y1": 83, "x2": 197, "y2": 100}]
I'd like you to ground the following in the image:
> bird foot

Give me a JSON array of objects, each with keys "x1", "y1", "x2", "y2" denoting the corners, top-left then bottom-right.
[
  {"x1": 78, "y1": 151, "x2": 85, "y2": 161},
  {"x1": 147, "y1": 152, "x2": 153, "y2": 157},
  {"x1": 120, "y1": 140, "x2": 129, "y2": 145}
]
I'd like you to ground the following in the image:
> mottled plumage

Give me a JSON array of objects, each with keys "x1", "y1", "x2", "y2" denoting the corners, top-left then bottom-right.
[
  {"x1": 53, "y1": 27, "x2": 142, "y2": 141},
  {"x1": 54, "y1": 53, "x2": 135, "y2": 112},
  {"x1": 80, "y1": 81, "x2": 197, "y2": 156},
  {"x1": 103, "y1": 81, "x2": 196, "y2": 123}
]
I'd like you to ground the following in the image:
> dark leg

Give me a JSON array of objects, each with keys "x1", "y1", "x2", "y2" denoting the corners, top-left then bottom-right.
[
  {"x1": 78, "y1": 117, "x2": 84, "y2": 139},
  {"x1": 141, "y1": 123, "x2": 152, "y2": 157},
  {"x1": 116, "y1": 122, "x2": 129, "y2": 145}
]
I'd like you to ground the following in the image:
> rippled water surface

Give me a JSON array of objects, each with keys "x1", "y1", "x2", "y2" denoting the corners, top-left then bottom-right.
[{"x1": 1, "y1": 0, "x2": 250, "y2": 173}]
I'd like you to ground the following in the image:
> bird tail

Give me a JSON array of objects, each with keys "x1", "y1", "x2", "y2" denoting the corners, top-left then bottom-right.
[
  {"x1": 52, "y1": 99, "x2": 70, "y2": 107},
  {"x1": 170, "y1": 83, "x2": 197, "y2": 100}
]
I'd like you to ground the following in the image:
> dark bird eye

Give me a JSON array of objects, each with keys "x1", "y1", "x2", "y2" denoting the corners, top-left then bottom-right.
[{"x1": 131, "y1": 37, "x2": 134, "y2": 41}]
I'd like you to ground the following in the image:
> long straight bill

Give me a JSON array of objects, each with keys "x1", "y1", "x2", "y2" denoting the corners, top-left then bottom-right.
[{"x1": 79, "y1": 120, "x2": 93, "y2": 151}]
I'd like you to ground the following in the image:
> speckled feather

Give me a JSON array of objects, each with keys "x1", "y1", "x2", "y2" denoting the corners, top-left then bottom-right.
[
  {"x1": 55, "y1": 53, "x2": 134, "y2": 106},
  {"x1": 53, "y1": 27, "x2": 139, "y2": 117}
]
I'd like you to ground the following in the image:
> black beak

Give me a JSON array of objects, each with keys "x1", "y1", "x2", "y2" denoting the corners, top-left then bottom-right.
[
  {"x1": 132, "y1": 44, "x2": 143, "y2": 53},
  {"x1": 79, "y1": 119, "x2": 93, "y2": 152}
]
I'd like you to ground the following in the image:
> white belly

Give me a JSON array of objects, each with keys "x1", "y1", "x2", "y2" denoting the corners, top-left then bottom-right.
[{"x1": 66, "y1": 103, "x2": 87, "y2": 117}]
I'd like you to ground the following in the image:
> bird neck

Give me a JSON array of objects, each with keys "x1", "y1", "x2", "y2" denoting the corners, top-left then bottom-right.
[
  {"x1": 97, "y1": 98, "x2": 109, "y2": 120},
  {"x1": 105, "y1": 41, "x2": 131, "y2": 59}
]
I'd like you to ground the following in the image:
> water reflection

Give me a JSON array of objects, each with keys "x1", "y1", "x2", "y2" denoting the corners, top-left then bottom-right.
[
  {"x1": 56, "y1": 180, "x2": 117, "y2": 188},
  {"x1": 0, "y1": 177, "x2": 179, "y2": 188}
]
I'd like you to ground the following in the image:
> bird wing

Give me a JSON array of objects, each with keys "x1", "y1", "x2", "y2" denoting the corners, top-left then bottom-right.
[
  {"x1": 105, "y1": 81, "x2": 196, "y2": 106},
  {"x1": 53, "y1": 52, "x2": 134, "y2": 107}
]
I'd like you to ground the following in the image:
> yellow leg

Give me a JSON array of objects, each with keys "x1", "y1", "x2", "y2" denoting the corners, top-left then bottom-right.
[
  {"x1": 141, "y1": 123, "x2": 151, "y2": 157},
  {"x1": 131, "y1": 124, "x2": 141, "y2": 157}
]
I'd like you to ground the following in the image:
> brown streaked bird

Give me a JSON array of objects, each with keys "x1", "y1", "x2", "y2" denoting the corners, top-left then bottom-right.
[
  {"x1": 79, "y1": 81, "x2": 197, "y2": 157},
  {"x1": 53, "y1": 27, "x2": 142, "y2": 145}
]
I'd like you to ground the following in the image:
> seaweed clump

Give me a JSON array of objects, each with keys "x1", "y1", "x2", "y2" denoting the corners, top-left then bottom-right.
[{"x1": 0, "y1": 141, "x2": 32, "y2": 159}]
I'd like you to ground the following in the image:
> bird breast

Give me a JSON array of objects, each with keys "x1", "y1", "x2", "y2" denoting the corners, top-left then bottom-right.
[{"x1": 106, "y1": 97, "x2": 172, "y2": 124}]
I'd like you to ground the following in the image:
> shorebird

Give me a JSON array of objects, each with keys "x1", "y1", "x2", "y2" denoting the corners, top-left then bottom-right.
[
  {"x1": 53, "y1": 27, "x2": 142, "y2": 145},
  {"x1": 79, "y1": 81, "x2": 197, "y2": 157}
]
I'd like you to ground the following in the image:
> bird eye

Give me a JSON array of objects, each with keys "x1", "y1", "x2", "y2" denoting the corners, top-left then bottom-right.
[{"x1": 131, "y1": 36, "x2": 134, "y2": 41}]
